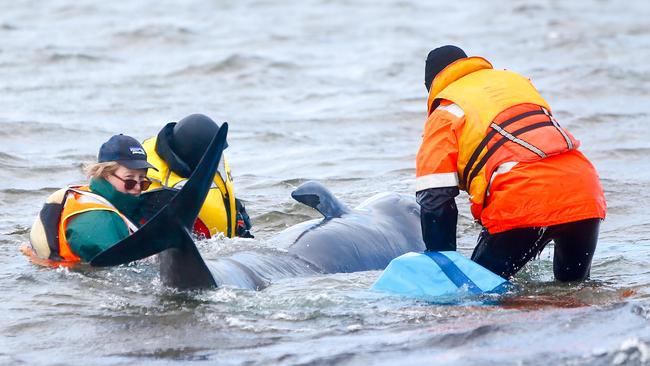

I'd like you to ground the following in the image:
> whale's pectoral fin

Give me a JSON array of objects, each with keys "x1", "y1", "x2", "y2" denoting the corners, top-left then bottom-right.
[
  {"x1": 290, "y1": 181, "x2": 350, "y2": 219},
  {"x1": 89, "y1": 203, "x2": 189, "y2": 266},
  {"x1": 90, "y1": 123, "x2": 229, "y2": 272},
  {"x1": 139, "y1": 187, "x2": 178, "y2": 223}
]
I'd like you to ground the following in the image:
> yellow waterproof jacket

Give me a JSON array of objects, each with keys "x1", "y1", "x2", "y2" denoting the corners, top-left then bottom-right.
[{"x1": 142, "y1": 137, "x2": 237, "y2": 238}]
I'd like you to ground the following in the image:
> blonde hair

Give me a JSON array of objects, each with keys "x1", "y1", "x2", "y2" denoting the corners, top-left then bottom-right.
[{"x1": 83, "y1": 161, "x2": 120, "y2": 179}]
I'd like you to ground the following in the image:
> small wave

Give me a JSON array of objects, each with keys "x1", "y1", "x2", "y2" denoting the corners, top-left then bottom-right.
[
  {"x1": 602, "y1": 147, "x2": 650, "y2": 160},
  {"x1": 376, "y1": 61, "x2": 407, "y2": 78},
  {"x1": 585, "y1": 67, "x2": 650, "y2": 83},
  {"x1": 44, "y1": 52, "x2": 106, "y2": 63},
  {"x1": 113, "y1": 346, "x2": 211, "y2": 362},
  {"x1": 625, "y1": 24, "x2": 650, "y2": 36},
  {"x1": 3, "y1": 225, "x2": 30, "y2": 235},
  {"x1": 112, "y1": 24, "x2": 194, "y2": 44},
  {"x1": 254, "y1": 209, "x2": 317, "y2": 229},
  {"x1": 416, "y1": 324, "x2": 500, "y2": 348},
  {"x1": 0, "y1": 187, "x2": 60, "y2": 197},
  {"x1": 632, "y1": 305, "x2": 650, "y2": 321},
  {"x1": 252, "y1": 131, "x2": 296, "y2": 143},
  {"x1": 573, "y1": 112, "x2": 648, "y2": 126},
  {"x1": 0, "y1": 151, "x2": 25, "y2": 164},
  {"x1": 169, "y1": 54, "x2": 299, "y2": 77},
  {"x1": 512, "y1": 4, "x2": 544, "y2": 13},
  {"x1": 248, "y1": 178, "x2": 307, "y2": 190},
  {"x1": 175, "y1": 54, "x2": 263, "y2": 76},
  {"x1": 55, "y1": 153, "x2": 96, "y2": 161},
  {"x1": 386, "y1": 167, "x2": 416, "y2": 175},
  {"x1": 280, "y1": 177, "x2": 364, "y2": 187},
  {"x1": 580, "y1": 337, "x2": 650, "y2": 365},
  {"x1": 0, "y1": 120, "x2": 86, "y2": 137}
]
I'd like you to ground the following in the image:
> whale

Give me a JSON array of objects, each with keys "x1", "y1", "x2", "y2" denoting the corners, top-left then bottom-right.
[
  {"x1": 91, "y1": 124, "x2": 425, "y2": 289},
  {"x1": 275, "y1": 181, "x2": 425, "y2": 274},
  {"x1": 203, "y1": 182, "x2": 426, "y2": 290}
]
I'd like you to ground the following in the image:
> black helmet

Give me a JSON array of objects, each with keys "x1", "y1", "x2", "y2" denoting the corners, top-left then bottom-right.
[{"x1": 171, "y1": 114, "x2": 227, "y2": 172}]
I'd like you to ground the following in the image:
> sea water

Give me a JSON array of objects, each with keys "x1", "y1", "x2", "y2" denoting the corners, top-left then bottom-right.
[{"x1": 1, "y1": 1, "x2": 649, "y2": 365}]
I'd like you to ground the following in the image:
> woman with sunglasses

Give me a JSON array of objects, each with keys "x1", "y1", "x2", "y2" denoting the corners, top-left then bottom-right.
[{"x1": 28, "y1": 134, "x2": 157, "y2": 265}]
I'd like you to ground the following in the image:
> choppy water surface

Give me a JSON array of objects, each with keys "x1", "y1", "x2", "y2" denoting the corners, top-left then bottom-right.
[{"x1": 1, "y1": 0, "x2": 649, "y2": 365}]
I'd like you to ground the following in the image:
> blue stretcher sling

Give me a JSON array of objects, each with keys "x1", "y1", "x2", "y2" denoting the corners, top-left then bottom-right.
[{"x1": 372, "y1": 251, "x2": 509, "y2": 298}]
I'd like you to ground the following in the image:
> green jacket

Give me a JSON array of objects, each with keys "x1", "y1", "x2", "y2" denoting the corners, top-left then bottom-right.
[{"x1": 65, "y1": 178, "x2": 143, "y2": 262}]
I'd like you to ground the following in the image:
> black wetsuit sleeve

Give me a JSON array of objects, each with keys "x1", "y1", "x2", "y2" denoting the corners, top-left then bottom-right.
[{"x1": 416, "y1": 187, "x2": 459, "y2": 251}]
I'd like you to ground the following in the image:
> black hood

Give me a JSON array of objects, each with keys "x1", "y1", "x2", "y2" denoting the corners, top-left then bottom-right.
[{"x1": 155, "y1": 122, "x2": 194, "y2": 178}]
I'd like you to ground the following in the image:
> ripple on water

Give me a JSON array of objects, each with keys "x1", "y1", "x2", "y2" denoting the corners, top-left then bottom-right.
[
  {"x1": 41, "y1": 52, "x2": 108, "y2": 64},
  {"x1": 111, "y1": 24, "x2": 195, "y2": 45},
  {"x1": 0, "y1": 120, "x2": 90, "y2": 137},
  {"x1": 568, "y1": 337, "x2": 650, "y2": 366},
  {"x1": 0, "y1": 152, "x2": 26, "y2": 168},
  {"x1": 168, "y1": 54, "x2": 300, "y2": 78}
]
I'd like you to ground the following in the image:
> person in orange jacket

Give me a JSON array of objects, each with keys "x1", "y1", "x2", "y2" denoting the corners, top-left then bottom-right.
[{"x1": 416, "y1": 45, "x2": 606, "y2": 281}]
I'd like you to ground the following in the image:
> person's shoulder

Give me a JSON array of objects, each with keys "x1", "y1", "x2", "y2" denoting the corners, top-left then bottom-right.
[
  {"x1": 436, "y1": 101, "x2": 465, "y2": 118},
  {"x1": 426, "y1": 101, "x2": 465, "y2": 130},
  {"x1": 67, "y1": 210, "x2": 127, "y2": 233}
]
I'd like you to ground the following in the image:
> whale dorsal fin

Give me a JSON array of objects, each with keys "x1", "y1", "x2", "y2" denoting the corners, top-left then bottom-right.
[{"x1": 291, "y1": 181, "x2": 350, "y2": 219}]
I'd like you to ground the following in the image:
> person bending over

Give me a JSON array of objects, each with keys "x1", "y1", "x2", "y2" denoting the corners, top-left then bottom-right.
[{"x1": 416, "y1": 45, "x2": 606, "y2": 281}]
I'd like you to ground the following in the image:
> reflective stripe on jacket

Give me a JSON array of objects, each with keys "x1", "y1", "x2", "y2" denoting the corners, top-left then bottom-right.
[{"x1": 417, "y1": 57, "x2": 606, "y2": 233}]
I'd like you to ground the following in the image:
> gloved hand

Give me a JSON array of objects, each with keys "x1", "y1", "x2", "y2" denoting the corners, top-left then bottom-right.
[
  {"x1": 235, "y1": 198, "x2": 254, "y2": 238},
  {"x1": 417, "y1": 187, "x2": 459, "y2": 251}
]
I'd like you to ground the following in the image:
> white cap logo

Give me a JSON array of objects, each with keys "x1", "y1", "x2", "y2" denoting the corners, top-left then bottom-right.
[{"x1": 129, "y1": 147, "x2": 145, "y2": 155}]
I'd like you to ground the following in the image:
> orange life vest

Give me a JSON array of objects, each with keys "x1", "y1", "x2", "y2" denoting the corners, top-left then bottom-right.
[
  {"x1": 420, "y1": 57, "x2": 606, "y2": 232},
  {"x1": 427, "y1": 58, "x2": 579, "y2": 213},
  {"x1": 29, "y1": 186, "x2": 136, "y2": 262},
  {"x1": 57, "y1": 186, "x2": 138, "y2": 261}
]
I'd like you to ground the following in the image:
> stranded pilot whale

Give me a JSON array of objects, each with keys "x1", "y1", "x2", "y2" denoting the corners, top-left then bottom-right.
[
  {"x1": 274, "y1": 181, "x2": 425, "y2": 273},
  {"x1": 91, "y1": 124, "x2": 425, "y2": 289}
]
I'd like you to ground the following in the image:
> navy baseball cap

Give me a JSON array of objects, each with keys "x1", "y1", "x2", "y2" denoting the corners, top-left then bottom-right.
[{"x1": 98, "y1": 134, "x2": 158, "y2": 171}]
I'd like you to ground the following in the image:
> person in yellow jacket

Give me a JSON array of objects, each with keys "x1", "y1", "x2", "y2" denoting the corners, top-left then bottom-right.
[
  {"x1": 28, "y1": 134, "x2": 157, "y2": 264},
  {"x1": 141, "y1": 113, "x2": 253, "y2": 239},
  {"x1": 417, "y1": 45, "x2": 606, "y2": 281}
]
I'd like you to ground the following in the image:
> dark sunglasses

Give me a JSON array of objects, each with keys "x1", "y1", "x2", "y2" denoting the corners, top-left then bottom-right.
[{"x1": 112, "y1": 174, "x2": 152, "y2": 191}]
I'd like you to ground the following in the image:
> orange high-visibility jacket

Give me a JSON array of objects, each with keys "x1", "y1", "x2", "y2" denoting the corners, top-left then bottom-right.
[{"x1": 416, "y1": 57, "x2": 606, "y2": 233}]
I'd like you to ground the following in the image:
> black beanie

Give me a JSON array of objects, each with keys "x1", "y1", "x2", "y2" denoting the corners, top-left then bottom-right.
[{"x1": 424, "y1": 45, "x2": 467, "y2": 92}]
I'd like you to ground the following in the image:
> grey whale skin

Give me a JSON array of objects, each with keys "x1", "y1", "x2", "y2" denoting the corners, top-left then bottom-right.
[
  {"x1": 90, "y1": 124, "x2": 424, "y2": 289},
  {"x1": 207, "y1": 182, "x2": 425, "y2": 290}
]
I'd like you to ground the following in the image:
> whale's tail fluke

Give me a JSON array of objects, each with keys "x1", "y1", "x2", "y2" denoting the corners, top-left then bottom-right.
[
  {"x1": 89, "y1": 123, "x2": 229, "y2": 289},
  {"x1": 291, "y1": 181, "x2": 350, "y2": 219}
]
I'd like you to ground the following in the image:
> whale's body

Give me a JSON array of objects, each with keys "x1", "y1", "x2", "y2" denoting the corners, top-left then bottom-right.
[
  {"x1": 278, "y1": 184, "x2": 424, "y2": 274},
  {"x1": 91, "y1": 124, "x2": 425, "y2": 290},
  {"x1": 201, "y1": 186, "x2": 425, "y2": 289}
]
